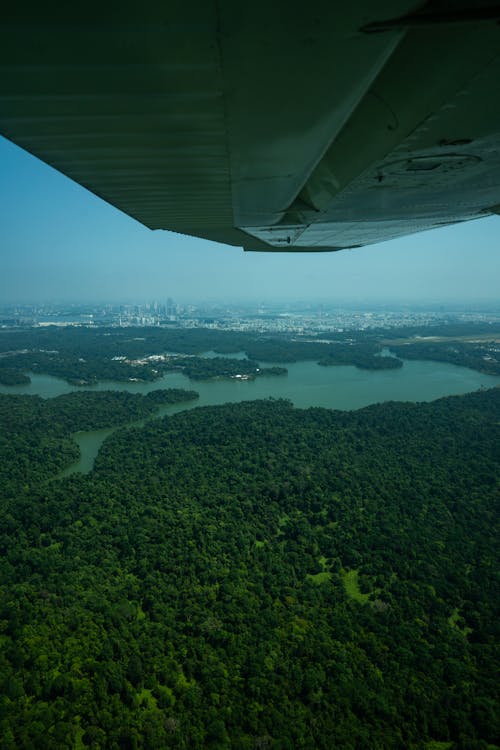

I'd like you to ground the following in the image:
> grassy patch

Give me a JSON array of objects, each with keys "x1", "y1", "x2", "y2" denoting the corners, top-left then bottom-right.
[
  {"x1": 425, "y1": 742, "x2": 453, "y2": 750},
  {"x1": 276, "y1": 513, "x2": 290, "y2": 536},
  {"x1": 74, "y1": 719, "x2": 85, "y2": 750},
  {"x1": 254, "y1": 540, "x2": 266, "y2": 548},
  {"x1": 448, "y1": 608, "x2": 472, "y2": 636},
  {"x1": 306, "y1": 571, "x2": 332, "y2": 585},
  {"x1": 136, "y1": 603, "x2": 146, "y2": 621},
  {"x1": 138, "y1": 688, "x2": 157, "y2": 709},
  {"x1": 342, "y1": 569, "x2": 370, "y2": 604}
]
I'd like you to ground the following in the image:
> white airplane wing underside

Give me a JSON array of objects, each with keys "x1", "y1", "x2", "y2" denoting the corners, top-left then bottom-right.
[{"x1": 1, "y1": 1, "x2": 500, "y2": 251}]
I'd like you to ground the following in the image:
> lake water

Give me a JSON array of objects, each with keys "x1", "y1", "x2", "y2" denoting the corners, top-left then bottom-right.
[
  {"x1": 1, "y1": 357, "x2": 497, "y2": 408},
  {"x1": 2, "y1": 357, "x2": 497, "y2": 476}
]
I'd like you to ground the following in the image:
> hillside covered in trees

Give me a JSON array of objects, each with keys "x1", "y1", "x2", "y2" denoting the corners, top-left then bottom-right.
[{"x1": 0, "y1": 386, "x2": 498, "y2": 748}]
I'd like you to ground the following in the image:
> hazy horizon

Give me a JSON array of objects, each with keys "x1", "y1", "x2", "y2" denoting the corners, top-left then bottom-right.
[
  {"x1": 1, "y1": 136, "x2": 499, "y2": 307},
  {"x1": 2, "y1": 298, "x2": 500, "y2": 314}
]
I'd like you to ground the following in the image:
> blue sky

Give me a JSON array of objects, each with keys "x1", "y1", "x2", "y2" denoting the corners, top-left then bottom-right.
[{"x1": 1, "y1": 136, "x2": 498, "y2": 306}]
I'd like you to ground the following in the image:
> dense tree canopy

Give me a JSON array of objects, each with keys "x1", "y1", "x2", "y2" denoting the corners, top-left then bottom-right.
[
  {"x1": 0, "y1": 384, "x2": 498, "y2": 748},
  {"x1": 2, "y1": 322, "x2": 497, "y2": 386},
  {"x1": 0, "y1": 389, "x2": 198, "y2": 498},
  {"x1": 389, "y1": 341, "x2": 500, "y2": 375}
]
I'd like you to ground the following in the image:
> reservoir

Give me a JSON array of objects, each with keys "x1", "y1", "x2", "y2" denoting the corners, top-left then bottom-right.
[
  {"x1": 0, "y1": 357, "x2": 497, "y2": 409},
  {"x1": 1, "y1": 358, "x2": 497, "y2": 476}
]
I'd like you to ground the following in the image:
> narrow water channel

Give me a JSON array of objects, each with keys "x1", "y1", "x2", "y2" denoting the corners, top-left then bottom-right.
[{"x1": 2, "y1": 357, "x2": 497, "y2": 477}]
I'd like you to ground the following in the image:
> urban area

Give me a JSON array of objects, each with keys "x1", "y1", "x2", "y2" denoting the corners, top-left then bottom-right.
[{"x1": 1, "y1": 300, "x2": 499, "y2": 333}]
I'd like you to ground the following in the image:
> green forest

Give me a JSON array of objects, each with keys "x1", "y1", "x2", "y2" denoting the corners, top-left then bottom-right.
[
  {"x1": 0, "y1": 327, "x2": 399, "y2": 385},
  {"x1": 389, "y1": 342, "x2": 500, "y2": 376},
  {"x1": 0, "y1": 383, "x2": 498, "y2": 748},
  {"x1": 1, "y1": 321, "x2": 497, "y2": 386}
]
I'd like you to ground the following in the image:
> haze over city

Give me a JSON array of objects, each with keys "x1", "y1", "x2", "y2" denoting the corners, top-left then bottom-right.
[{"x1": 1, "y1": 135, "x2": 499, "y2": 307}]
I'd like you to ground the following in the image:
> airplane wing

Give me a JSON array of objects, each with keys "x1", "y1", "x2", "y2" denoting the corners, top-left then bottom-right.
[{"x1": 1, "y1": 1, "x2": 500, "y2": 252}]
